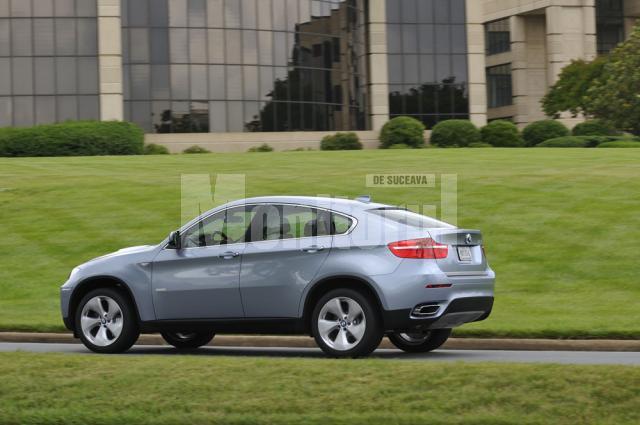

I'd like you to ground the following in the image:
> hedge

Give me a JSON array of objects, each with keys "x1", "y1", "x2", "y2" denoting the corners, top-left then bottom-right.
[
  {"x1": 183, "y1": 145, "x2": 211, "y2": 154},
  {"x1": 0, "y1": 121, "x2": 144, "y2": 157},
  {"x1": 320, "y1": 132, "x2": 363, "y2": 151},
  {"x1": 379, "y1": 116, "x2": 425, "y2": 148},
  {"x1": 536, "y1": 135, "x2": 635, "y2": 148},
  {"x1": 143, "y1": 143, "x2": 170, "y2": 155},
  {"x1": 572, "y1": 119, "x2": 617, "y2": 137},
  {"x1": 248, "y1": 143, "x2": 274, "y2": 152},
  {"x1": 522, "y1": 120, "x2": 569, "y2": 146},
  {"x1": 597, "y1": 140, "x2": 640, "y2": 148},
  {"x1": 480, "y1": 120, "x2": 523, "y2": 147},
  {"x1": 430, "y1": 120, "x2": 481, "y2": 148}
]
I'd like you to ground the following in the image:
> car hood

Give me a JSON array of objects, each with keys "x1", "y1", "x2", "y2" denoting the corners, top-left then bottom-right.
[{"x1": 83, "y1": 245, "x2": 158, "y2": 265}]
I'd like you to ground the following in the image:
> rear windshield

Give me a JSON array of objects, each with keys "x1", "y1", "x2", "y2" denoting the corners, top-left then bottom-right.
[{"x1": 367, "y1": 208, "x2": 454, "y2": 229}]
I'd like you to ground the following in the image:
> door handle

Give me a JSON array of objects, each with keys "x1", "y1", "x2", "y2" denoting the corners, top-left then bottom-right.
[
  {"x1": 218, "y1": 251, "x2": 240, "y2": 260},
  {"x1": 302, "y1": 245, "x2": 325, "y2": 253}
]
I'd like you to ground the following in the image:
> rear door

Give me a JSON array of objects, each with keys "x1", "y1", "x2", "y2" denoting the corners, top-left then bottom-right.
[{"x1": 239, "y1": 204, "x2": 333, "y2": 318}]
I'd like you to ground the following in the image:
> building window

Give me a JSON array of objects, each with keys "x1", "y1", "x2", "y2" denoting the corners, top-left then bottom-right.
[
  {"x1": 122, "y1": 0, "x2": 368, "y2": 133},
  {"x1": 385, "y1": 0, "x2": 469, "y2": 128},
  {"x1": 0, "y1": 0, "x2": 100, "y2": 127},
  {"x1": 596, "y1": 0, "x2": 625, "y2": 54},
  {"x1": 485, "y1": 19, "x2": 510, "y2": 55},
  {"x1": 486, "y1": 64, "x2": 512, "y2": 108}
]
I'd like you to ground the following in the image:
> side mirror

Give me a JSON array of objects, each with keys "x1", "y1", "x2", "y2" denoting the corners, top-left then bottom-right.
[{"x1": 168, "y1": 230, "x2": 182, "y2": 250}]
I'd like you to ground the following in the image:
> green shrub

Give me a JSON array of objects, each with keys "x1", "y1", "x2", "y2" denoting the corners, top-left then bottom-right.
[
  {"x1": 379, "y1": 116, "x2": 425, "y2": 149},
  {"x1": 572, "y1": 119, "x2": 617, "y2": 136},
  {"x1": 284, "y1": 147, "x2": 314, "y2": 152},
  {"x1": 535, "y1": 135, "x2": 626, "y2": 147},
  {"x1": 430, "y1": 120, "x2": 481, "y2": 148},
  {"x1": 522, "y1": 120, "x2": 569, "y2": 146},
  {"x1": 468, "y1": 142, "x2": 494, "y2": 148},
  {"x1": 183, "y1": 145, "x2": 211, "y2": 154},
  {"x1": 248, "y1": 143, "x2": 274, "y2": 152},
  {"x1": 143, "y1": 143, "x2": 170, "y2": 155},
  {"x1": 480, "y1": 120, "x2": 523, "y2": 147},
  {"x1": 537, "y1": 136, "x2": 593, "y2": 148},
  {"x1": 321, "y1": 132, "x2": 363, "y2": 151},
  {"x1": 387, "y1": 143, "x2": 411, "y2": 149},
  {"x1": 0, "y1": 121, "x2": 144, "y2": 157},
  {"x1": 598, "y1": 140, "x2": 640, "y2": 148}
]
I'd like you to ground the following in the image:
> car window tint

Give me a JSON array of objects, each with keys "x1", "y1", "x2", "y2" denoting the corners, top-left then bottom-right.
[
  {"x1": 250, "y1": 205, "x2": 333, "y2": 241},
  {"x1": 282, "y1": 205, "x2": 332, "y2": 238},
  {"x1": 332, "y1": 213, "x2": 353, "y2": 234},
  {"x1": 367, "y1": 208, "x2": 454, "y2": 229},
  {"x1": 183, "y1": 206, "x2": 255, "y2": 247}
]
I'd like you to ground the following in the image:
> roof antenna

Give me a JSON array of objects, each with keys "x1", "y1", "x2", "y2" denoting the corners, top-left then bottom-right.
[{"x1": 356, "y1": 195, "x2": 371, "y2": 203}]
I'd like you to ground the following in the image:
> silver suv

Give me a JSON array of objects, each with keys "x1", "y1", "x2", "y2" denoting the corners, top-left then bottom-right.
[{"x1": 61, "y1": 196, "x2": 495, "y2": 357}]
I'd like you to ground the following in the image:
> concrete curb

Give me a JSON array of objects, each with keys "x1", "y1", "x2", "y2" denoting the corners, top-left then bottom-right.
[{"x1": 1, "y1": 332, "x2": 639, "y2": 352}]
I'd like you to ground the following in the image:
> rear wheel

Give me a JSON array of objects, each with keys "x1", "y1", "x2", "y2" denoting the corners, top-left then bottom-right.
[
  {"x1": 387, "y1": 329, "x2": 452, "y2": 353},
  {"x1": 161, "y1": 332, "x2": 215, "y2": 349},
  {"x1": 312, "y1": 288, "x2": 383, "y2": 358},
  {"x1": 75, "y1": 288, "x2": 139, "y2": 354}
]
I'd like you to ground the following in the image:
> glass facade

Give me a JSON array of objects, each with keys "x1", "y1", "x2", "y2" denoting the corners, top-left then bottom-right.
[
  {"x1": 596, "y1": 0, "x2": 625, "y2": 54},
  {"x1": 385, "y1": 0, "x2": 469, "y2": 128},
  {"x1": 122, "y1": 0, "x2": 368, "y2": 133},
  {"x1": 0, "y1": 0, "x2": 100, "y2": 127},
  {"x1": 485, "y1": 19, "x2": 510, "y2": 55},
  {"x1": 486, "y1": 64, "x2": 512, "y2": 108}
]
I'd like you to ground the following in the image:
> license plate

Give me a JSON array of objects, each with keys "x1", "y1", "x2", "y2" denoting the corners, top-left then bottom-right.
[{"x1": 457, "y1": 246, "x2": 473, "y2": 262}]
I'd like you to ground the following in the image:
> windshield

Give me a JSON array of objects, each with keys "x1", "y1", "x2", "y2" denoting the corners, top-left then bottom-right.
[{"x1": 367, "y1": 208, "x2": 455, "y2": 229}]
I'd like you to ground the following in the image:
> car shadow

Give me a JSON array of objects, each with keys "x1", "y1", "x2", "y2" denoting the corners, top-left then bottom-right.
[{"x1": 116, "y1": 345, "x2": 469, "y2": 361}]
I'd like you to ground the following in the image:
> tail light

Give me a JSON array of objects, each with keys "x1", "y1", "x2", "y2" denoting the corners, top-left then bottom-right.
[{"x1": 388, "y1": 238, "x2": 448, "y2": 259}]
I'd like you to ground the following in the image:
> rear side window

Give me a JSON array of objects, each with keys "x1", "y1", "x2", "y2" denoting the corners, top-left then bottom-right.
[
  {"x1": 367, "y1": 208, "x2": 454, "y2": 229},
  {"x1": 247, "y1": 205, "x2": 354, "y2": 241},
  {"x1": 332, "y1": 213, "x2": 353, "y2": 235}
]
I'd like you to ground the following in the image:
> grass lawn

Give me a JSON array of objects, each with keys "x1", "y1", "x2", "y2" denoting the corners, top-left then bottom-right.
[
  {"x1": 0, "y1": 352, "x2": 638, "y2": 425},
  {"x1": 0, "y1": 149, "x2": 639, "y2": 337}
]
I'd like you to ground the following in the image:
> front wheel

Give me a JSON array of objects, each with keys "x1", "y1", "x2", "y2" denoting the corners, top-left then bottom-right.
[
  {"x1": 387, "y1": 329, "x2": 452, "y2": 353},
  {"x1": 75, "y1": 288, "x2": 139, "y2": 354},
  {"x1": 312, "y1": 288, "x2": 383, "y2": 358},
  {"x1": 161, "y1": 332, "x2": 215, "y2": 349}
]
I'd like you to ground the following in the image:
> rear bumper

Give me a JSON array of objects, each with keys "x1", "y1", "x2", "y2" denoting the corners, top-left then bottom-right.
[{"x1": 382, "y1": 296, "x2": 494, "y2": 332}]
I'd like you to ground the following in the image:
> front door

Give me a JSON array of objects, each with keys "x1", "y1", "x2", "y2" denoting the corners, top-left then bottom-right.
[
  {"x1": 240, "y1": 205, "x2": 333, "y2": 318},
  {"x1": 151, "y1": 206, "x2": 254, "y2": 320}
]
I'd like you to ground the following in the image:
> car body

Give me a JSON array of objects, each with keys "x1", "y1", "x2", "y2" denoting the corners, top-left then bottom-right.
[{"x1": 61, "y1": 196, "x2": 495, "y2": 356}]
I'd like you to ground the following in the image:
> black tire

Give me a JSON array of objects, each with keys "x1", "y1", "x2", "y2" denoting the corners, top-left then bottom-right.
[
  {"x1": 312, "y1": 288, "x2": 383, "y2": 358},
  {"x1": 161, "y1": 332, "x2": 215, "y2": 349},
  {"x1": 75, "y1": 287, "x2": 139, "y2": 354},
  {"x1": 387, "y1": 329, "x2": 452, "y2": 353}
]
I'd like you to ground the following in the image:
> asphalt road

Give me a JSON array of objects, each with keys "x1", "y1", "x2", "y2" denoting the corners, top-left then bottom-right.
[{"x1": 1, "y1": 342, "x2": 639, "y2": 365}]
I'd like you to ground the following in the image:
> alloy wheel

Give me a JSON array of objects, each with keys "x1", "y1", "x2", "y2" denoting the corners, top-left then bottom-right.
[
  {"x1": 80, "y1": 296, "x2": 123, "y2": 347},
  {"x1": 317, "y1": 296, "x2": 366, "y2": 351}
]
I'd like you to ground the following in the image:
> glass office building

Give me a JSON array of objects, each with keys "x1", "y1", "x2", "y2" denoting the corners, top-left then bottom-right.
[
  {"x1": 121, "y1": 0, "x2": 369, "y2": 133},
  {"x1": 0, "y1": 0, "x2": 100, "y2": 127},
  {"x1": 385, "y1": 0, "x2": 469, "y2": 128},
  {"x1": 1, "y1": 0, "x2": 639, "y2": 136}
]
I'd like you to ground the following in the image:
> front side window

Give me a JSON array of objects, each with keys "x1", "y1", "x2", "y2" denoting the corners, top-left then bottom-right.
[{"x1": 182, "y1": 206, "x2": 256, "y2": 248}]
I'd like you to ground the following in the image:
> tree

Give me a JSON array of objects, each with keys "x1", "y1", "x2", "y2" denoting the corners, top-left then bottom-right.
[
  {"x1": 541, "y1": 57, "x2": 607, "y2": 118},
  {"x1": 586, "y1": 25, "x2": 640, "y2": 135}
]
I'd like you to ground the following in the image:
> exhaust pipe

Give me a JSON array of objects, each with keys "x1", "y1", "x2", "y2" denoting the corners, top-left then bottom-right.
[{"x1": 411, "y1": 303, "x2": 441, "y2": 317}]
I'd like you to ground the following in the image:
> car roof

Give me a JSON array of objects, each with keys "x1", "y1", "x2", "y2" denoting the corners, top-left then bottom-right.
[{"x1": 224, "y1": 196, "x2": 392, "y2": 215}]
